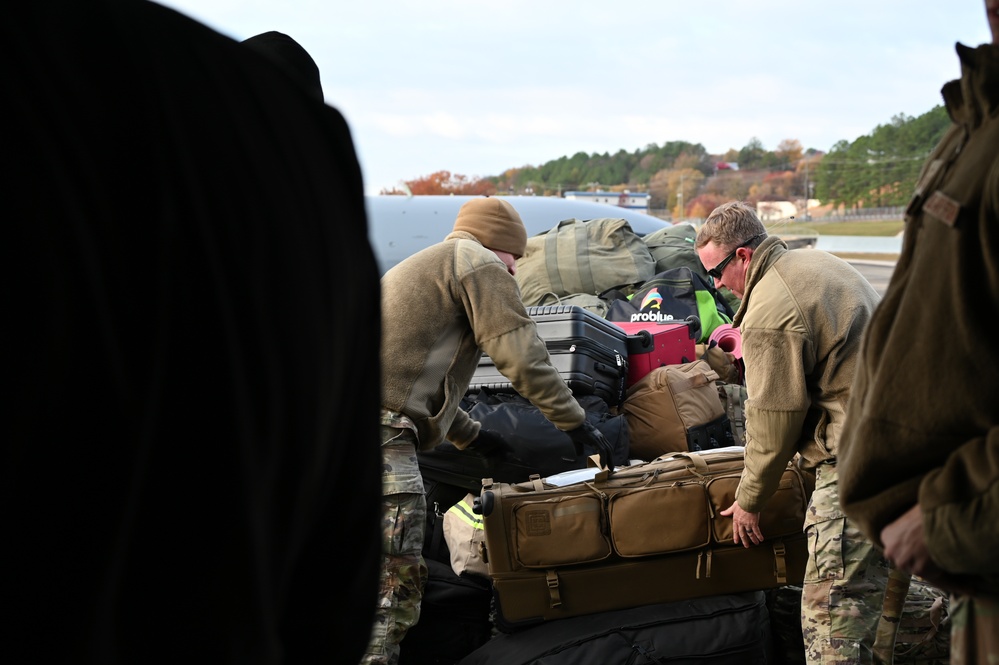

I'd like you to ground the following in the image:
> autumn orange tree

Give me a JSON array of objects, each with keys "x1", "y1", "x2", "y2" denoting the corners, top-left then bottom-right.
[
  {"x1": 687, "y1": 193, "x2": 730, "y2": 220},
  {"x1": 380, "y1": 170, "x2": 497, "y2": 196},
  {"x1": 749, "y1": 171, "x2": 797, "y2": 201},
  {"x1": 774, "y1": 139, "x2": 803, "y2": 166}
]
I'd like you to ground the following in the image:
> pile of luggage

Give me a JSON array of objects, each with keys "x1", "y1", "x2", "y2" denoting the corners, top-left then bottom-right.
[
  {"x1": 399, "y1": 218, "x2": 781, "y2": 663},
  {"x1": 417, "y1": 217, "x2": 747, "y2": 495},
  {"x1": 397, "y1": 218, "x2": 943, "y2": 664}
]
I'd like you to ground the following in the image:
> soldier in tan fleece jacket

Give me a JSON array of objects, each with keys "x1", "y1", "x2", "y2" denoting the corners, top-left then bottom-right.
[
  {"x1": 696, "y1": 201, "x2": 889, "y2": 665},
  {"x1": 364, "y1": 197, "x2": 613, "y2": 665}
]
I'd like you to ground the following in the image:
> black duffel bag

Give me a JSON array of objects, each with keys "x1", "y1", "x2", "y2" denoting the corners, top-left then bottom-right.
[
  {"x1": 398, "y1": 558, "x2": 493, "y2": 665},
  {"x1": 417, "y1": 389, "x2": 630, "y2": 493}
]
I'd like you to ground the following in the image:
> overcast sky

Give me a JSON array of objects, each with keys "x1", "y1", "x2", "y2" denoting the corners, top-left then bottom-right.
[{"x1": 155, "y1": 1, "x2": 990, "y2": 195}]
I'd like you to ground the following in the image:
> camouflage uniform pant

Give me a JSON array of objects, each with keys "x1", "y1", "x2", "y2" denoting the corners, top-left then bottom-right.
[
  {"x1": 360, "y1": 426, "x2": 428, "y2": 665},
  {"x1": 950, "y1": 593, "x2": 999, "y2": 665},
  {"x1": 802, "y1": 463, "x2": 891, "y2": 665}
]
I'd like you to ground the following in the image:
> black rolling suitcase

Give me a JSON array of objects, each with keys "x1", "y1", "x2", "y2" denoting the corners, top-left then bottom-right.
[
  {"x1": 457, "y1": 591, "x2": 773, "y2": 665},
  {"x1": 469, "y1": 305, "x2": 629, "y2": 406}
]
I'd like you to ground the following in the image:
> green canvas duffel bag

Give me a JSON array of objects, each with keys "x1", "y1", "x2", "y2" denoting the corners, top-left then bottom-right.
[
  {"x1": 516, "y1": 217, "x2": 656, "y2": 308},
  {"x1": 643, "y1": 222, "x2": 707, "y2": 280},
  {"x1": 643, "y1": 223, "x2": 742, "y2": 313}
]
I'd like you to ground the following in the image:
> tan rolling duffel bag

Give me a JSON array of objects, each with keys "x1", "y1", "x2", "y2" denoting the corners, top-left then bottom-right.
[{"x1": 476, "y1": 447, "x2": 811, "y2": 629}]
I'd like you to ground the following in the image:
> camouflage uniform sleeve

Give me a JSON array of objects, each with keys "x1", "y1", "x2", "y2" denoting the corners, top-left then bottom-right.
[{"x1": 380, "y1": 408, "x2": 417, "y2": 433}]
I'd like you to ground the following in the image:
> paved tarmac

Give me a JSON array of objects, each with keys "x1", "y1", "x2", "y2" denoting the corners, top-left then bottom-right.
[{"x1": 847, "y1": 260, "x2": 897, "y2": 297}]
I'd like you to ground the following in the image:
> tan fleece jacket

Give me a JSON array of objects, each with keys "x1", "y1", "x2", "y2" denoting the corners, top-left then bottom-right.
[
  {"x1": 380, "y1": 231, "x2": 585, "y2": 450},
  {"x1": 733, "y1": 236, "x2": 880, "y2": 513},
  {"x1": 839, "y1": 43, "x2": 999, "y2": 595}
]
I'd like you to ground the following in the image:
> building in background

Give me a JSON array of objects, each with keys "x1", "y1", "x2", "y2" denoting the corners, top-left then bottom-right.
[{"x1": 565, "y1": 190, "x2": 650, "y2": 211}]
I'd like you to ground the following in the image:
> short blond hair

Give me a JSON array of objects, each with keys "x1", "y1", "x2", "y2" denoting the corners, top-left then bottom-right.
[{"x1": 696, "y1": 201, "x2": 767, "y2": 251}]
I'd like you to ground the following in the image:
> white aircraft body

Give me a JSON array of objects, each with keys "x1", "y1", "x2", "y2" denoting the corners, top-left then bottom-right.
[{"x1": 366, "y1": 195, "x2": 667, "y2": 275}]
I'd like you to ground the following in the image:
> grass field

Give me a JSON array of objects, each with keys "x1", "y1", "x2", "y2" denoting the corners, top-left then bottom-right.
[
  {"x1": 829, "y1": 252, "x2": 900, "y2": 262},
  {"x1": 767, "y1": 219, "x2": 904, "y2": 262},
  {"x1": 770, "y1": 219, "x2": 905, "y2": 237}
]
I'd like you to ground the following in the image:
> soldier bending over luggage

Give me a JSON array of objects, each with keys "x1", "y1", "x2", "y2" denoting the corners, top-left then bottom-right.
[
  {"x1": 696, "y1": 201, "x2": 891, "y2": 665},
  {"x1": 365, "y1": 197, "x2": 614, "y2": 665}
]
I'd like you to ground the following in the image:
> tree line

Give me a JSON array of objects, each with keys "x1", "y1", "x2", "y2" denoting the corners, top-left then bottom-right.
[{"x1": 381, "y1": 106, "x2": 950, "y2": 217}]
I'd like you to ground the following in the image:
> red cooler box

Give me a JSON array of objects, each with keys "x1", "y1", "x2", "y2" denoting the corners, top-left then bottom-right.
[{"x1": 613, "y1": 320, "x2": 697, "y2": 387}]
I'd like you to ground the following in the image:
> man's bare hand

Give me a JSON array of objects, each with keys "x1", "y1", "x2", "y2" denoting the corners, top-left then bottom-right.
[
  {"x1": 720, "y1": 500, "x2": 764, "y2": 548},
  {"x1": 881, "y1": 504, "x2": 975, "y2": 595}
]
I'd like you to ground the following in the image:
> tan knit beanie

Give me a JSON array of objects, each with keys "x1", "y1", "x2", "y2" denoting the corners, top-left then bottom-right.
[{"x1": 452, "y1": 197, "x2": 528, "y2": 258}]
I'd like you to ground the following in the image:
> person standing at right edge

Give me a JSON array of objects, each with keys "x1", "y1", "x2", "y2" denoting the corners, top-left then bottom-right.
[{"x1": 838, "y1": 3, "x2": 999, "y2": 664}]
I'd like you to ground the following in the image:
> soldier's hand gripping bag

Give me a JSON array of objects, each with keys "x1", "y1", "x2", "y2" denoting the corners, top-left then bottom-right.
[{"x1": 417, "y1": 389, "x2": 630, "y2": 493}]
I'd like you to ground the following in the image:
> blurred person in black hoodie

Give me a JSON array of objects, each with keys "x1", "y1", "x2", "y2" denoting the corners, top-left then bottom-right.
[
  {"x1": 4, "y1": 1, "x2": 381, "y2": 663},
  {"x1": 240, "y1": 30, "x2": 326, "y2": 103}
]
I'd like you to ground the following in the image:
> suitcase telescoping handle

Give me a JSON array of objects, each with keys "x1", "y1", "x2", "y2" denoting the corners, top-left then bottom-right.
[
  {"x1": 676, "y1": 315, "x2": 700, "y2": 340},
  {"x1": 628, "y1": 315, "x2": 700, "y2": 348},
  {"x1": 683, "y1": 315, "x2": 700, "y2": 341}
]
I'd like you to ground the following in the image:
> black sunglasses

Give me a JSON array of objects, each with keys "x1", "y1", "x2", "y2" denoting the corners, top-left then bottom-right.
[{"x1": 706, "y1": 234, "x2": 763, "y2": 280}]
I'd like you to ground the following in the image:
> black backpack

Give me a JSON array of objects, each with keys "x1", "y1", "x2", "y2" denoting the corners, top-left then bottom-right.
[{"x1": 603, "y1": 267, "x2": 735, "y2": 343}]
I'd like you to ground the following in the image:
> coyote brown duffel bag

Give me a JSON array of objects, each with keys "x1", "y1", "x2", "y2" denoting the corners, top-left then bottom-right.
[
  {"x1": 622, "y1": 360, "x2": 733, "y2": 460},
  {"x1": 475, "y1": 447, "x2": 810, "y2": 629}
]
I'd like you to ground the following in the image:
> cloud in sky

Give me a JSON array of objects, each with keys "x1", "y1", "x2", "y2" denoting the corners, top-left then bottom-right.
[{"x1": 155, "y1": 0, "x2": 991, "y2": 194}]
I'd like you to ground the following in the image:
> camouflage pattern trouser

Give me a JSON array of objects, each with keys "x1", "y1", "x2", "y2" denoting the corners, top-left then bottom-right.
[
  {"x1": 360, "y1": 427, "x2": 428, "y2": 665},
  {"x1": 950, "y1": 593, "x2": 999, "y2": 665},
  {"x1": 802, "y1": 463, "x2": 891, "y2": 665}
]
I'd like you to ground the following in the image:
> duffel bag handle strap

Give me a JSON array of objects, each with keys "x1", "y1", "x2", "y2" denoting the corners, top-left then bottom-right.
[
  {"x1": 671, "y1": 370, "x2": 721, "y2": 394},
  {"x1": 673, "y1": 451, "x2": 710, "y2": 476}
]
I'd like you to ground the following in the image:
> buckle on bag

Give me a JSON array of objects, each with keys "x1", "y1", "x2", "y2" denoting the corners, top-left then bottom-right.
[
  {"x1": 773, "y1": 542, "x2": 788, "y2": 584},
  {"x1": 545, "y1": 570, "x2": 562, "y2": 608}
]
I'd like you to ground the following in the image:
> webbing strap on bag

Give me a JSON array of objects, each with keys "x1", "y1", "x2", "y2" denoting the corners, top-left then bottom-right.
[
  {"x1": 696, "y1": 549, "x2": 713, "y2": 579},
  {"x1": 543, "y1": 223, "x2": 567, "y2": 297},
  {"x1": 544, "y1": 219, "x2": 600, "y2": 296},
  {"x1": 546, "y1": 570, "x2": 563, "y2": 608},
  {"x1": 568, "y1": 219, "x2": 597, "y2": 296},
  {"x1": 670, "y1": 369, "x2": 719, "y2": 395},
  {"x1": 773, "y1": 541, "x2": 788, "y2": 584},
  {"x1": 719, "y1": 383, "x2": 749, "y2": 446},
  {"x1": 674, "y1": 452, "x2": 710, "y2": 476}
]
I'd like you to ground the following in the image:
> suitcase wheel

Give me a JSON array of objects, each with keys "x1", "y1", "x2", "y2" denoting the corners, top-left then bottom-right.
[{"x1": 473, "y1": 491, "x2": 494, "y2": 517}]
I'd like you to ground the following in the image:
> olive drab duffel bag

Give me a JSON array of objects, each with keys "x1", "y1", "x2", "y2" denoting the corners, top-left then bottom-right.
[
  {"x1": 642, "y1": 223, "x2": 742, "y2": 314},
  {"x1": 643, "y1": 222, "x2": 709, "y2": 280},
  {"x1": 516, "y1": 218, "x2": 656, "y2": 308}
]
